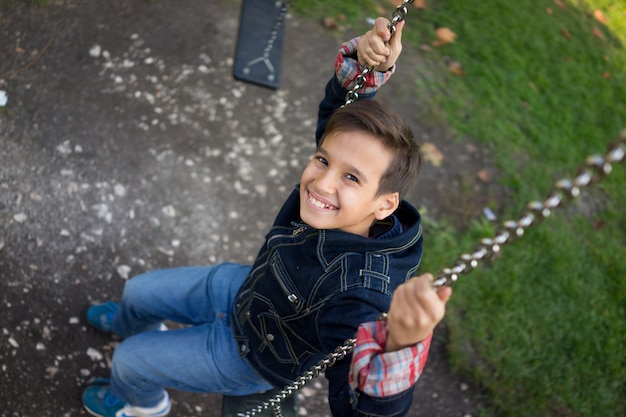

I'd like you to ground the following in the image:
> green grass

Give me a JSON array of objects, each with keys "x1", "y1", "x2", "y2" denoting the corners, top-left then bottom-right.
[
  {"x1": 294, "y1": 1, "x2": 625, "y2": 416},
  {"x1": 410, "y1": 1, "x2": 626, "y2": 416}
]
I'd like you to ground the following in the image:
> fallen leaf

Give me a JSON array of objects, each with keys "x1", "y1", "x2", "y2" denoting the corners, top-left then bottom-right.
[
  {"x1": 560, "y1": 29, "x2": 572, "y2": 40},
  {"x1": 322, "y1": 17, "x2": 339, "y2": 29},
  {"x1": 602, "y1": 71, "x2": 611, "y2": 79},
  {"x1": 546, "y1": 7, "x2": 553, "y2": 15},
  {"x1": 420, "y1": 44, "x2": 433, "y2": 52},
  {"x1": 412, "y1": 0, "x2": 428, "y2": 9},
  {"x1": 15, "y1": 47, "x2": 25, "y2": 53},
  {"x1": 448, "y1": 61, "x2": 465, "y2": 75},
  {"x1": 432, "y1": 27, "x2": 456, "y2": 47},
  {"x1": 593, "y1": 9, "x2": 607, "y2": 25},
  {"x1": 421, "y1": 142, "x2": 444, "y2": 167},
  {"x1": 476, "y1": 169, "x2": 493, "y2": 183},
  {"x1": 592, "y1": 26, "x2": 605, "y2": 40},
  {"x1": 555, "y1": 0, "x2": 566, "y2": 9}
]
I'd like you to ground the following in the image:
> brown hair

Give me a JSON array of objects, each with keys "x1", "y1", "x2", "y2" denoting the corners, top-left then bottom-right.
[{"x1": 320, "y1": 100, "x2": 420, "y2": 197}]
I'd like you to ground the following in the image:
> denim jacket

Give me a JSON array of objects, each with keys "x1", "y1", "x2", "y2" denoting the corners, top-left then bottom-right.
[{"x1": 232, "y1": 69, "x2": 423, "y2": 416}]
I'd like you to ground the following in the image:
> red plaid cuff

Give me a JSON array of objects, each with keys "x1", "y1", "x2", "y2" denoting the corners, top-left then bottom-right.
[
  {"x1": 334, "y1": 37, "x2": 395, "y2": 95},
  {"x1": 349, "y1": 320, "x2": 432, "y2": 397}
]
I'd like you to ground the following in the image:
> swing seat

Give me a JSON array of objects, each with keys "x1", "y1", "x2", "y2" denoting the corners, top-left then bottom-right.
[
  {"x1": 222, "y1": 389, "x2": 298, "y2": 417},
  {"x1": 233, "y1": 0, "x2": 286, "y2": 89}
]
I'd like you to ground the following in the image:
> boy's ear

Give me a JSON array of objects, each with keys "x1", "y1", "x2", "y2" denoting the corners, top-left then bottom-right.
[{"x1": 374, "y1": 192, "x2": 400, "y2": 220}]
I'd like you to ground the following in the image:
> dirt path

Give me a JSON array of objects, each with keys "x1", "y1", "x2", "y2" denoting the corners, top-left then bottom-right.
[{"x1": 0, "y1": 1, "x2": 490, "y2": 415}]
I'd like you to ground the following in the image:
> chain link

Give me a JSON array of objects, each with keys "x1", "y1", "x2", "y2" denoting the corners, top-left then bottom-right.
[
  {"x1": 432, "y1": 131, "x2": 626, "y2": 287},
  {"x1": 344, "y1": 0, "x2": 414, "y2": 106},
  {"x1": 236, "y1": 341, "x2": 356, "y2": 417}
]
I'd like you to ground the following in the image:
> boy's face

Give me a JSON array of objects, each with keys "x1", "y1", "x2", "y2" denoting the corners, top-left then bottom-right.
[{"x1": 299, "y1": 130, "x2": 399, "y2": 237}]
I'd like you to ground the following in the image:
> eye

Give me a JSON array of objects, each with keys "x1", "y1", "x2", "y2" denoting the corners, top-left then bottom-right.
[
  {"x1": 315, "y1": 156, "x2": 328, "y2": 166},
  {"x1": 345, "y1": 174, "x2": 359, "y2": 183}
]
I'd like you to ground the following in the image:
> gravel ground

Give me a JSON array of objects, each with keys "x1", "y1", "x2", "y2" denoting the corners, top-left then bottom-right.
[{"x1": 0, "y1": 1, "x2": 494, "y2": 416}]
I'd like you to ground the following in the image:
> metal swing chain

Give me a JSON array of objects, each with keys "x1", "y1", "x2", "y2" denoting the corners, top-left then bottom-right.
[
  {"x1": 236, "y1": 341, "x2": 355, "y2": 417},
  {"x1": 238, "y1": 131, "x2": 626, "y2": 417},
  {"x1": 344, "y1": 0, "x2": 415, "y2": 106},
  {"x1": 432, "y1": 131, "x2": 626, "y2": 287}
]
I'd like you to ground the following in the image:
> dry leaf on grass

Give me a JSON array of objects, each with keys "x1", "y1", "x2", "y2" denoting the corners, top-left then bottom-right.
[
  {"x1": 432, "y1": 27, "x2": 456, "y2": 47},
  {"x1": 592, "y1": 26, "x2": 605, "y2": 40},
  {"x1": 388, "y1": 0, "x2": 427, "y2": 9},
  {"x1": 421, "y1": 142, "x2": 444, "y2": 167},
  {"x1": 322, "y1": 17, "x2": 343, "y2": 31},
  {"x1": 476, "y1": 169, "x2": 493, "y2": 183},
  {"x1": 560, "y1": 29, "x2": 572, "y2": 40},
  {"x1": 555, "y1": 0, "x2": 567, "y2": 10},
  {"x1": 593, "y1": 9, "x2": 607, "y2": 25},
  {"x1": 448, "y1": 61, "x2": 465, "y2": 75}
]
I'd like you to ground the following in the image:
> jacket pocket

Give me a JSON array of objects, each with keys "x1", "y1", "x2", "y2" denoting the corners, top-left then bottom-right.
[{"x1": 269, "y1": 251, "x2": 305, "y2": 313}]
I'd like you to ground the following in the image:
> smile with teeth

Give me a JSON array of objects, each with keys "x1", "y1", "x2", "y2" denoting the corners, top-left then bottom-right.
[{"x1": 308, "y1": 191, "x2": 337, "y2": 210}]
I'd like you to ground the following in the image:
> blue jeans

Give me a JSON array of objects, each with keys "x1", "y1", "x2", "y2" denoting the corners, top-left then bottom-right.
[{"x1": 108, "y1": 263, "x2": 273, "y2": 407}]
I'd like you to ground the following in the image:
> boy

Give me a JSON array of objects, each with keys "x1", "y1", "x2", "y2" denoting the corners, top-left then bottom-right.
[{"x1": 82, "y1": 17, "x2": 451, "y2": 417}]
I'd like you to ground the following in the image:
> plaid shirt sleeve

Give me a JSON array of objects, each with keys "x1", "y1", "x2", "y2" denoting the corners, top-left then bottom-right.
[
  {"x1": 349, "y1": 320, "x2": 432, "y2": 397},
  {"x1": 335, "y1": 37, "x2": 396, "y2": 95}
]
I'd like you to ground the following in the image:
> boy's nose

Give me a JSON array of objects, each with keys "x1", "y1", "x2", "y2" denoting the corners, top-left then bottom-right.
[{"x1": 315, "y1": 170, "x2": 337, "y2": 194}]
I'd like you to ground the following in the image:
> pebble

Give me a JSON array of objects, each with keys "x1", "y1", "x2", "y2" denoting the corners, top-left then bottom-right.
[
  {"x1": 56, "y1": 140, "x2": 72, "y2": 155},
  {"x1": 116, "y1": 265, "x2": 131, "y2": 279},
  {"x1": 162, "y1": 205, "x2": 176, "y2": 217},
  {"x1": 45, "y1": 366, "x2": 59, "y2": 379},
  {"x1": 86, "y1": 347, "x2": 103, "y2": 361},
  {"x1": 114, "y1": 184, "x2": 127, "y2": 197},
  {"x1": 13, "y1": 213, "x2": 27, "y2": 223},
  {"x1": 89, "y1": 44, "x2": 101, "y2": 57}
]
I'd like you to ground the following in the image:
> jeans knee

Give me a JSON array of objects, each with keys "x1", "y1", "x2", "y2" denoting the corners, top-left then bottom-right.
[
  {"x1": 120, "y1": 272, "x2": 153, "y2": 305},
  {"x1": 110, "y1": 339, "x2": 142, "y2": 381}
]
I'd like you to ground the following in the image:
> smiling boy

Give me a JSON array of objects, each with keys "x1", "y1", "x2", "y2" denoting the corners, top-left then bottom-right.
[
  {"x1": 82, "y1": 17, "x2": 450, "y2": 417},
  {"x1": 301, "y1": 120, "x2": 400, "y2": 237}
]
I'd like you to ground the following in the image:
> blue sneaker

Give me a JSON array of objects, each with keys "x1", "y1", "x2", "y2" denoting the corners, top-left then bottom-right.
[
  {"x1": 83, "y1": 383, "x2": 171, "y2": 417},
  {"x1": 86, "y1": 301, "x2": 119, "y2": 333}
]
